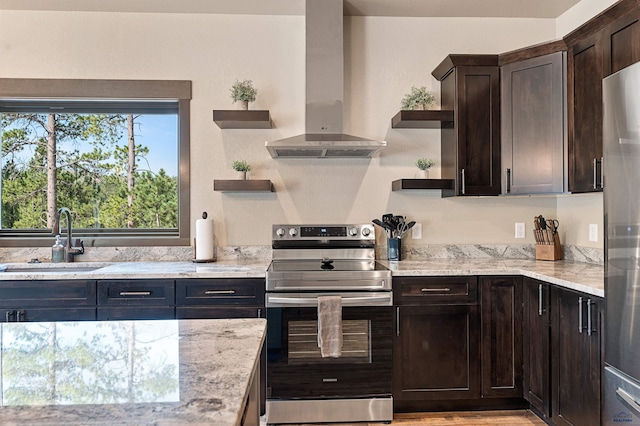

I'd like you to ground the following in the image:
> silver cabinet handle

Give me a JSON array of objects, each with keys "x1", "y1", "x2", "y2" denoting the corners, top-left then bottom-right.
[
  {"x1": 396, "y1": 306, "x2": 400, "y2": 337},
  {"x1": 461, "y1": 168, "x2": 466, "y2": 195},
  {"x1": 205, "y1": 290, "x2": 236, "y2": 295},
  {"x1": 119, "y1": 291, "x2": 151, "y2": 296},
  {"x1": 587, "y1": 298, "x2": 593, "y2": 336},
  {"x1": 538, "y1": 284, "x2": 543, "y2": 316},
  {"x1": 506, "y1": 168, "x2": 511, "y2": 193},
  {"x1": 257, "y1": 308, "x2": 262, "y2": 318},
  {"x1": 421, "y1": 288, "x2": 451, "y2": 293},
  {"x1": 617, "y1": 388, "x2": 640, "y2": 417},
  {"x1": 601, "y1": 156, "x2": 604, "y2": 188},
  {"x1": 578, "y1": 296, "x2": 583, "y2": 333},
  {"x1": 593, "y1": 158, "x2": 597, "y2": 189}
]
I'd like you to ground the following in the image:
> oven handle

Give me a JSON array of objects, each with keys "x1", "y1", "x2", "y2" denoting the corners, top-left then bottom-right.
[{"x1": 266, "y1": 293, "x2": 392, "y2": 307}]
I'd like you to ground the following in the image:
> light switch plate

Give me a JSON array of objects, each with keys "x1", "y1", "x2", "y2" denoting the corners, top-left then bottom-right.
[
  {"x1": 412, "y1": 223, "x2": 422, "y2": 239},
  {"x1": 515, "y1": 222, "x2": 525, "y2": 239},
  {"x1": 589, "y1": 224, "x2": 598, "y2": 242}
]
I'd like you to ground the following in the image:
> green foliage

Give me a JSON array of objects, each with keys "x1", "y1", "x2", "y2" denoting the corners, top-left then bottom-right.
[
  {"x1": 229, "y1": 79, "x2": 257, "y2": 103},
  {"x1": 415, "y1": 158, "x2": 435, "y2": 170},
  {"x1": 232, "y1": 160, "x2": 251, "y2": 172},
  {"x1": 400, "y1": 86, "x2": 436, "y2": 110}
]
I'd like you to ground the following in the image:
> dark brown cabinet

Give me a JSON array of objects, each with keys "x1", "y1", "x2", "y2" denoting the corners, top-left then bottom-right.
[
  {"x1": 97, "y1": 279, "x2": 175, "y2": 320},
  {"x1": 551, "y1": 287, "x2": 602, "y2": 426},
  {"x1": 393, "y1": 276, "x2": 480, "y2": 410},
  {"x1": 564, "y1": 0, "x2": 640, "y2": 193},
  {"x1": 0, "y1": 280, "x2": 96, "y2": 322},
  {"x1": 522, "y1": 278, "x2": 551, "y2": 421},
  {"x1": 175, "y1": 278, "x2": 265, "y2": 319},
  {"x1": 480, "y1": 276, "x2": 523, "y2": 399},
  {"x1": 501, "y1": 52, "x2": 567, "y2": 195},
  {"x1": 433, "y1": 55, "x2": 501, "y2": 196}
]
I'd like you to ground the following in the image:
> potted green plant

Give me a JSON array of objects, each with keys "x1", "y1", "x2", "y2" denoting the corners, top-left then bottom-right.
[
  {"x1": 230, "y1": 79, "x2": 258, "y2": 110},
  {"x1": 415, "y1": 158, "x2": 435, "y2": 178},
  {"x1": 401, "y1": 86, "x2": 436, "y2": 110},
  {"x1": 232, "y1": 160, "x2": 251, "y2": 180}
]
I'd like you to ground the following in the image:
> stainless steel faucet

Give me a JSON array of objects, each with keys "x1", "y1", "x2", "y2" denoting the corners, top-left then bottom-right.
[{"x1": 54, "y1": 207, "x2": 85, "y2": 262}]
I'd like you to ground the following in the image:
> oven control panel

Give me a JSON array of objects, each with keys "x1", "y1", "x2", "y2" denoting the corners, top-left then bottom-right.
[{"x1": 272, "y1": 224, "x2": 374, "y2": 240}]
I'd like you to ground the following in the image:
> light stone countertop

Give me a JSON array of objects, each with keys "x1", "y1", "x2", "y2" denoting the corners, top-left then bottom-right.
[
  {"x1": 0, "y1": 317, "x2": 266, "y2": 426},
  {"x1": 379, "y1": 258, "x2": 604, "y2": 298}
]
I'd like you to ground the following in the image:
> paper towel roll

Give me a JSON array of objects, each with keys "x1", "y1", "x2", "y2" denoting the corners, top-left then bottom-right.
[{"x1": 195, "y1": 216, "x2": 214, "y2": 261}]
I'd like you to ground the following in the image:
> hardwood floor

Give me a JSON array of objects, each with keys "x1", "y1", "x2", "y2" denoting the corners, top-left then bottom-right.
[{"x1": 265, "y1": 410, "x2": 545, "y2": 425}]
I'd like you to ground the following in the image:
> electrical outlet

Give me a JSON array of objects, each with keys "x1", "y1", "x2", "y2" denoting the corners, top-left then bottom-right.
[
  {"x1": 589, "y1": 224, "x2": 598, "y2": 242},
  {"x1": 412, "y1": 223, "x2": 422, "y2": 239},
  {"x1": 515, "y1": 222, "x2": 526, "y2": 239}
]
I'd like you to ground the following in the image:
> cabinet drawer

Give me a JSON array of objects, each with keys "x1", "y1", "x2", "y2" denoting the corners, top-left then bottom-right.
[
  {"x1": 394, "y1": 276, "x2": 478, "y2": 305},
  {"x1": 176, "y1": 279, "x2": 264, "y2": 306},
  {"x1": 98, "y1": 280, "x2": 175, "y2": 306},
  {"x1": 0, "y1": 280, "x2": 96, "y2": 307}
]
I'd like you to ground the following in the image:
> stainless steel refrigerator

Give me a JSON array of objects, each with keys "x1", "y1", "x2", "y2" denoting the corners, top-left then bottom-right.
[{"x1": 604, "y1": 60, "x2": 640, "y2": 425}]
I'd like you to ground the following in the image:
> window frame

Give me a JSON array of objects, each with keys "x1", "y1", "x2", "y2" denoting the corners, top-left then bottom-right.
[{"x1": 0, "y1": 78, "x2": 191, "y2": 247}]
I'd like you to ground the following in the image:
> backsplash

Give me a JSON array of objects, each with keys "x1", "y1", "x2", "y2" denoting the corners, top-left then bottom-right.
[{"x1": 0, "y1": 244, "x2": 603, "y2": 265}]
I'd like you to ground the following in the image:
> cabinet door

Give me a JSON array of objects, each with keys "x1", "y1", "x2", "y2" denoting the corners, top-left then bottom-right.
[
  {"x1": 457, "y1": 66, "x2": 501, "y2": 196},
  {"x1": 97, "y1": 306, "x2": 175, "y2": 321},
  {"x1": 98, "y1": 280, "x2": 175, "y2": 306},
  {"x1": 602, "y1": 7, "x2": 640, "y2": 76},
  {"x1": 176, "y1": 306, "x2": 263, "y2": 319},
  {"x1": 567, "y1": 33, "x2": 604, "y2": 193},
  {"x1": 551, "y1": 287, "x2": 601, "y2": 426},
  {"x1": 480, "y1": 276, "x2": 523, "y2": 398},
  {"x1": 1, "y1": 307, "x2": 96, "y2": 322},
  {"x1": 394, "y1": 304, "x2": 480, "y2": 401},
  {"x1": 522, "y1": 278, "x2": 551, "y2": 420},
  {"x1": 501, "y1": 52, "x2": 566, "y2": 194}
]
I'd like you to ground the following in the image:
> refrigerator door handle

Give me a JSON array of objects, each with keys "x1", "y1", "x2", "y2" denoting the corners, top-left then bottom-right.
[
  {"x1": 579, "y1": 296, "x2": 584, "y2": 334},
  {"x1": 617, "y1": 387, "x2": 640, "y2": 417}
]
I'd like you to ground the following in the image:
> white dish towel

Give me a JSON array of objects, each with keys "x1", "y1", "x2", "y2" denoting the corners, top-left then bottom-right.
[{"x1": 317, "y1": 295, "x2": 343, "y2": 358}]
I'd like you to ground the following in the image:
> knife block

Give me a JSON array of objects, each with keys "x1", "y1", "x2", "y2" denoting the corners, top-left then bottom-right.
[{"x1": 536, "y1": 233, "x2": 563, "y2": 261}]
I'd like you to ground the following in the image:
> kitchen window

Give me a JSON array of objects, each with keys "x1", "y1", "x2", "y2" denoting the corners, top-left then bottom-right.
[{"x1": 0, "y1": 79, "x2": 191, "y2": 247}]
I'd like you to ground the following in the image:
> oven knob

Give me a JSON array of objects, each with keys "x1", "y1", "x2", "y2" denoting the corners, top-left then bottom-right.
[
  {"x1": 349, "y1": 227, "x2": 359, "y2": 236},
  {"x1": 362, "y1": 227, "x2": 371, "y2": 236},
  {"x1": 276, "y1": 227, "x2": 286, "y2": 237},
  {"x1": 288, "y1": 228, "x2": 298, "y2": 237}
]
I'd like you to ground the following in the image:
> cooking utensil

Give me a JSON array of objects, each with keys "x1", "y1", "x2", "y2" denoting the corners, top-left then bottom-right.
[
  {"x1": 398, "y1": 221, "x2": 415, "y2": 239},
  {"x1": 547, "y1": 219, "x2": 560, "y2": 235},
  {"x1": 372, "y1": 219, "x2": 393, "y2": 238}
]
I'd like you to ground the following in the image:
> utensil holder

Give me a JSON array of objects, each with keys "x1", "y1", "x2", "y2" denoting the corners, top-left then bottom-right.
[
  {"x1": 388, "y1": 238, "x2": 402, "y2": 261},
  {"x1": 536, "y1": 233, "x2": 563, "y2": 261}
]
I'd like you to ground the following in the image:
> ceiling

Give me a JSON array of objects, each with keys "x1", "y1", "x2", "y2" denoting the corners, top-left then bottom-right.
[{"x1": 0, "y1": 0, "x2": 582, "y2": 18}]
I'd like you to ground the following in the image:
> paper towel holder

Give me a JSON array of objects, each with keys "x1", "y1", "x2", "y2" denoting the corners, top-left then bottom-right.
[{"x1": 193, "y1": 211, "x2": 216, "y2": 263}]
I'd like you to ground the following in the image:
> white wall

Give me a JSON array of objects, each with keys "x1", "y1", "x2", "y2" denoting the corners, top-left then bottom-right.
[{"x1": 0, "y1": 8, "x2": 606, "y2": 249}]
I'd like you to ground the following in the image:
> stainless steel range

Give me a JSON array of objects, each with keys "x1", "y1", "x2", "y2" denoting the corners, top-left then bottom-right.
[{"x1": 265, "y1": 224, "x2": 393, "y2": 425}]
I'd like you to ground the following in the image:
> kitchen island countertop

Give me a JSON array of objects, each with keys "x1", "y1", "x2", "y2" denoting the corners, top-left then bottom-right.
[
  {"x1": 0, "y1": 317, "x2": 266, "y2": 426},
  {"x1": 380, "y1": 258, "x2": 604, "y2": 297}
]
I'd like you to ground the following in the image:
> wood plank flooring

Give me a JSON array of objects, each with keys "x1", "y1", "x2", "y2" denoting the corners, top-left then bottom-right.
[{"x1": 266, "y1": 409, "x2": 546, "y2": 425}]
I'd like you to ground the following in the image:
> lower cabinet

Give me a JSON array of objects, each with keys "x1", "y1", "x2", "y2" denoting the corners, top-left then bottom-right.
[
  {"x1": 175, "y1": 278, "x2": 264, "y2": 319},
  {"x1": 0, "y1": 280, "x2": 97, "y2": 322},
  {"x1": 97, "y1": 279, "x2": 175, "y2": 320}
]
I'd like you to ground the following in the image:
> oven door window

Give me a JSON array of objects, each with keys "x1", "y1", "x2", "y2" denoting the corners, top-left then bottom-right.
[{"x1": 266, "y1": 306, "x2": 392, "y2": 399}]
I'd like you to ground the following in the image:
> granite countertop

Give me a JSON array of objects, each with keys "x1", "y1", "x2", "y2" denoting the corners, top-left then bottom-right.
[
  {"x1": 380, "y1": 258, "x2": 604, "y2": 297},
  {"x1": 0, "y1": 317, "x2": 266, "y2": 426}
]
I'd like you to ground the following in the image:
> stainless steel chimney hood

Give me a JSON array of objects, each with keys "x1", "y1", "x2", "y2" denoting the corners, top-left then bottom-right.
[{"x1": 265, "y1": 0, "x2": 386, "y2": 158}]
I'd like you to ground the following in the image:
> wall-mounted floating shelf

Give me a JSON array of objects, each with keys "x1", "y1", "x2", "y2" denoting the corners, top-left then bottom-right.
[
  {"x1": 212, "y1": 110, "x2": 272, "y2": 129},
  {"x1": 214, "y1": 180, "x2": 274, "y2": 192},
  {"x1": 391, "y1": 110, "x2": 454, "y2": 128},
  {"x1": 392, "y1": 178, "x2": 455, "y2": 197}
]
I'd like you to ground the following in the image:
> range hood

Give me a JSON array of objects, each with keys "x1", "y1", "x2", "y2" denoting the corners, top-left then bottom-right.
[{"x1": 265, "y1": 0, "x2": 386, "y2": 158}]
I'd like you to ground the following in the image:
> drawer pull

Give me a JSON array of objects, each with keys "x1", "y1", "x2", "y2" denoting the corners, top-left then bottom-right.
[
  {"x1": 421, "y1": 288, "x2": 451, "y2": 292},
  {"x1": 119, "y1": 291, "x2": 151, "y2": 296},
  {"x1": 205, "y1": 290, "x2": 236, "y2": 295}
]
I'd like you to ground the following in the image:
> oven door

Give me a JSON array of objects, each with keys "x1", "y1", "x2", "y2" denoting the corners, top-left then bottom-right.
[{"x1": 266, "y1": 291, "x2": 393, "y2": 399}]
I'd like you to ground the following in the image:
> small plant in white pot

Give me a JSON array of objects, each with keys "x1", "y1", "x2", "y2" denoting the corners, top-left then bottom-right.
[
  {"x1": 415, "y1": 158, "x2": 435, "y2": 178},
  {"x1": 230, "y1": 79, "x2": 257, "y2": 110},
  {"x1": 401, "y1": 86, "x2": 436, "y2": 110},
  {"x1": 232, "y1": 160, "x2": 251, "y2": 180}
]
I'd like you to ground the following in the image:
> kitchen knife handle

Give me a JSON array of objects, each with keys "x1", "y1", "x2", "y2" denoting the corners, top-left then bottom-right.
[
  {"x1": 506, "y1": 168, "x2": 511, "y2": 193},
  {"x1": 593, "y1": 158, "x2": 597, "y2": 189},
  {"x1": 601, "y1": 156, "x2": 604, "y2": 188},
  {"x1": 587, "y1": 298, "x2": 592, "y2": 336},
  {"x1": 461, "y1": 168, "x2": 466, "y2": 195},
  {"x1": 538, "y1": 284, "x2": 543, "y2": 316},
  {"x1": 396, "y1": 307, "x2": 400, "y2": 336},
  {"x1": 578, "y1": 296, "x2": 583, "y2": 333}
]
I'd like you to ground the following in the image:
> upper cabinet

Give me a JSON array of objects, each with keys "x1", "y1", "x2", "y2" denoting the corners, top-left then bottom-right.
[
  {"x1": 500, "y1": 50, "x2": 567, "y2": 195},
  {"x1": 564, "y1": 0, "x2": 640, "y2": 193},
  {"x1": 432, "y1": 55, "x2": 501, "y2": 196}
]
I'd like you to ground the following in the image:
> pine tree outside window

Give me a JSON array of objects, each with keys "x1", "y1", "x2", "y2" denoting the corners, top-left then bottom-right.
[{"x1": 0, "y1": 79, "x2": 191, "y2": 247}]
